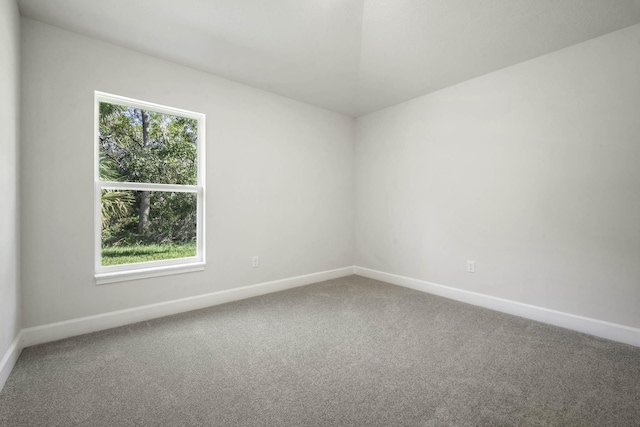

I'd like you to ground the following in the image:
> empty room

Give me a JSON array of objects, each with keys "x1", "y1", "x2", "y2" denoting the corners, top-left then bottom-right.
[{"x1": 1, "y1": 0, "x2": 640, "y2": 425}]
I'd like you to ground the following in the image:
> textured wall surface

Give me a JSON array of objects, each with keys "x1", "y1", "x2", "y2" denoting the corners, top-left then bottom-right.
[
  {"x1": 0, "y1": 0, "x2": 21, "y2": 361},
  {"x1": 16, "y1": 9, "x2": 640, "y2": 336},
  {"x1": 20, "y1": 18, "x2": 355, "y2": 327},
  {"x1": 356, "y1": 24, "x2": 640, "y2": 328}
]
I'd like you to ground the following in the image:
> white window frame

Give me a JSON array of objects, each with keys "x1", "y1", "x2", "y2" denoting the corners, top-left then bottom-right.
[{"x1": 94, "y1": 92, "x2": 206, "y2": 284}]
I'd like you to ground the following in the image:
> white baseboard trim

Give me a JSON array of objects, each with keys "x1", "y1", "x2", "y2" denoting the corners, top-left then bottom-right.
[
  {"x1": 354, "y1": 266, "x2": 640, "y2": 348},
  {"x1": 0, "y1": 331, "x2": 23, "y2": 392},
  {"x1": 21, "y1": 266, "x2": 355, "y2": 348}
]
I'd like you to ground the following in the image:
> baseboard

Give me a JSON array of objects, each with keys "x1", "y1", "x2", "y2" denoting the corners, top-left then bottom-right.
[
  {"x1": 354, "y1": 266, "x2": 640, "y2": 348},
  {"x1": 21, "y1": 266, "x2": 355, "y2": 348},
  {"x1": 0, "y1": 331, "x2": 23, "y2": 392}
]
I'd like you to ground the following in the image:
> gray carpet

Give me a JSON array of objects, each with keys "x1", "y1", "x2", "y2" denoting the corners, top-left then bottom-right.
[{"x1": 1, "y1": 275, "x2": 639, "y2": 426}]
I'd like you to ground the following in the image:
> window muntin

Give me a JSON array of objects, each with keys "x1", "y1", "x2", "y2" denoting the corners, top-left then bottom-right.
[{"x1": 95, "y1": 92, "x2": 205, "y2": 282}]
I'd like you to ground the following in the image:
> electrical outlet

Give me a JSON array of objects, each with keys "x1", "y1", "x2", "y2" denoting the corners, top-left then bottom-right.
[
  {"x1": 467, "y1": 260, "x2": 475, "y2": 273},
  {"x1": 252, "y1": 256, "x2": 259, "y2": 268}
]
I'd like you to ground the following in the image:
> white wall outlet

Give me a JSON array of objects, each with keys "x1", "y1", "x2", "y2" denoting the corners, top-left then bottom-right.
[
  {"x1": 467, "y1": 260, "x2": 475, "y2": 273},
  {"x1": 252, "y1": 256, "x2": 259, "y2": 268}
]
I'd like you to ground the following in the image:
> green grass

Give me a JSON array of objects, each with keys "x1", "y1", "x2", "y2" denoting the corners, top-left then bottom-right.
[{"x1": 102, "y1": 242, "x2": 197, "y2": 266}]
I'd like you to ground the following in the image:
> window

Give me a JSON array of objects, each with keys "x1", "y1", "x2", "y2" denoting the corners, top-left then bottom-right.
[{"x1": 94, "y1": 92, "x2": 205, "y2": 284}]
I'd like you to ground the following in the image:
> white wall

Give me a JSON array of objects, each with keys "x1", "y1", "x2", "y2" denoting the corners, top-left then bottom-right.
[
  {"x1": 0, "y1": 0, "x2": 21, "y2": 360},
  {"x1": 19, "y1": 14, "x2": 640, "y2": 334},
  {"x1": 21, "y1": 18, "x2": 354, "y2": 328},
  {"x1": 356, "y1": 24, "x2": 640, "y2": 328}
]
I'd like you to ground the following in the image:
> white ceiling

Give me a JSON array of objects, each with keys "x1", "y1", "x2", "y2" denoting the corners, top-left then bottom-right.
[{"x1": 18, "y1": 0, "x2": 640, "y2": 117}]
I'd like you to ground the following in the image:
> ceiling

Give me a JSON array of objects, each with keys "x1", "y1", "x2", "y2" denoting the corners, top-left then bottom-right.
[{"x1": 18, "y1": 0, "x2": 640, "y2": 117}]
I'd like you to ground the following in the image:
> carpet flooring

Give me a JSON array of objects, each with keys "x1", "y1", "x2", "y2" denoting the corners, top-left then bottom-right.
[{"x1": 1, "y1": 275, "x2": 639, "y2": 426}]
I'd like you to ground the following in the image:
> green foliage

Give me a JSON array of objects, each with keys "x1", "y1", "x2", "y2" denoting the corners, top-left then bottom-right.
[
  {"x1": 99, "y1": 102, "x2": 199, "y2": 249},
  {"x1": 146, "y1": 192, "x2": 197, "y2": 244},
  {"x1": 100, "y1": 156, "x2": 134, "y2": 228},
  {"x1": 101, "y1": 242, "x2": 197, "y2": 266},
  {"x1": 101, "y1": 212, "x2": 138, "y2": 246},
  {"x1": 101, "y1": 190, "x2": 134, "y2": 228}
]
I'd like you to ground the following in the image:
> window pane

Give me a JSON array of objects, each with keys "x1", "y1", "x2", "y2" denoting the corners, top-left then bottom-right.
[
  {"x1": 101, "y1": 190, "x2": 197, "y2": 266},
  {"x1": 99, "y1": 102, "x2": 198, "y2": 185}
]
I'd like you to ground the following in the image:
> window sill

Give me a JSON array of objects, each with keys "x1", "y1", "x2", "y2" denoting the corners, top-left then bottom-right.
[{"x1": 95, "y1": 262, "x2": 205, "y2": 285}]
